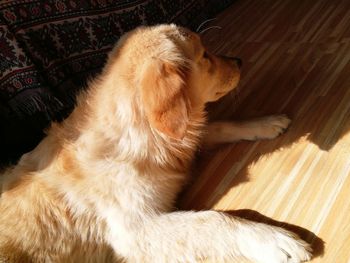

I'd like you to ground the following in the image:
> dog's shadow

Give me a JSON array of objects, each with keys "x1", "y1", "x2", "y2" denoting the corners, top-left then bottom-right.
[
  {"x1": 176, "y1": 73, "x2": 349, "y2": 258},
  {"x1": 179, "y1": 77, "x2": 350, "y2": 207}
]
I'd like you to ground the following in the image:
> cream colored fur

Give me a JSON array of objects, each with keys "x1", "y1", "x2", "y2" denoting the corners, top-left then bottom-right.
[{"x1": 0, "y1": 24, "x2": 311, "y2": 263}]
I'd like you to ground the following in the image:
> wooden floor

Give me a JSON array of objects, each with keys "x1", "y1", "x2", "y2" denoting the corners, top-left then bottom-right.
[{"x1": 179, "y1": 0, "x2": 350, "y2": 262}]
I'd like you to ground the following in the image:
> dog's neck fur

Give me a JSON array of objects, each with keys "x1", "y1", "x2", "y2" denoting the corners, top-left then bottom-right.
[{"x1": 43, "y1": 67, "x2": 206, "y2": 175}]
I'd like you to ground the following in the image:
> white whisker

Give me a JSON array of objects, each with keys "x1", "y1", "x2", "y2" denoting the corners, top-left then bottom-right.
[
  {"x1": 196, "y1": 18, "x2": 217, "y2": 32},
  {"x1": 199, "y1": 26, "x2": 222, "y2": 35}
]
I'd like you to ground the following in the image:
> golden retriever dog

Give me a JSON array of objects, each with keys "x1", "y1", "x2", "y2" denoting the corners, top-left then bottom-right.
[{"x1": 0, "y1": 24, "x2": 312, "y2": 262}]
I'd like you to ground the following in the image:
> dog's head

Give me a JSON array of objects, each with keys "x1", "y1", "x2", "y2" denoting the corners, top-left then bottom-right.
[{"x1": 108, "y1": 24, "x2": 241, "y2": 140}]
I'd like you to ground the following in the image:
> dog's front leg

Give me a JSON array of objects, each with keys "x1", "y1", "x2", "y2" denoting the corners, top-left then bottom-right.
[
  {"x1": 204, "y1": 115, "x2": 291, "y2": 146},
  {"x1": 109, "y1": 210, "x2": 311, "y2": 263}
]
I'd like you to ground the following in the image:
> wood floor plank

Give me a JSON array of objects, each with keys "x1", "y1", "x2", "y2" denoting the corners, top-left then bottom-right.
[{"x1": 179, "y1": 0, "x2": 350, "y2": 261}]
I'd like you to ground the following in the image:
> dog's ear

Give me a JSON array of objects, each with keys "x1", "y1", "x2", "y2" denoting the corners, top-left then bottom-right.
[{"x1": 141, "y1": 58, "x2": 189, "y2": 140}]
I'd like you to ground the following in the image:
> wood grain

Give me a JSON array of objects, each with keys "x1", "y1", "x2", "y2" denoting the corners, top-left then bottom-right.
[{"x1": 179, "y1": 0, "x2": 350, "y2": 262}]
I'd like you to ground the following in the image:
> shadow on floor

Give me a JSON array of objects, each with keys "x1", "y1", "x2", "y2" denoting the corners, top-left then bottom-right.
[{"x1": 226, "y1": 209, "x2": 325, "y2": 259}]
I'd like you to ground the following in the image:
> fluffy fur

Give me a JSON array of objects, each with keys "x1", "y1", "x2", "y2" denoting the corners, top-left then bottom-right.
[{"x1": 0, "y1": 24, "x2": 311, "y2": 262}]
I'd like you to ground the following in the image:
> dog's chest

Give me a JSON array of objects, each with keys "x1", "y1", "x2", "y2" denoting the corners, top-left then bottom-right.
[{"x1": 106, "y1": 163, "x2": 187, "y2": 213}]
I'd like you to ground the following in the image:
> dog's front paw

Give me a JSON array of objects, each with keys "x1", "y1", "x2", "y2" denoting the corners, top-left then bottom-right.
[
  {"x1": 252, "y1": 114, "x2": 291, "y2": 140},
  {"x1": 245, "y1": 226, "x2": 312, "y2": 263}
]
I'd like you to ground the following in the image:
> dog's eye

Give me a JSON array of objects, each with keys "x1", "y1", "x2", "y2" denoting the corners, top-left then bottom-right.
[{"x1": 203, "y1": 51, "x2": 209, "y2": 59}]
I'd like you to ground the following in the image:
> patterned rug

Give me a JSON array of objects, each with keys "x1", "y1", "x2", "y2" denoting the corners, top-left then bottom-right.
[{"x1": 0, "y1": 0, "x2": 235, "y2": 163}]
